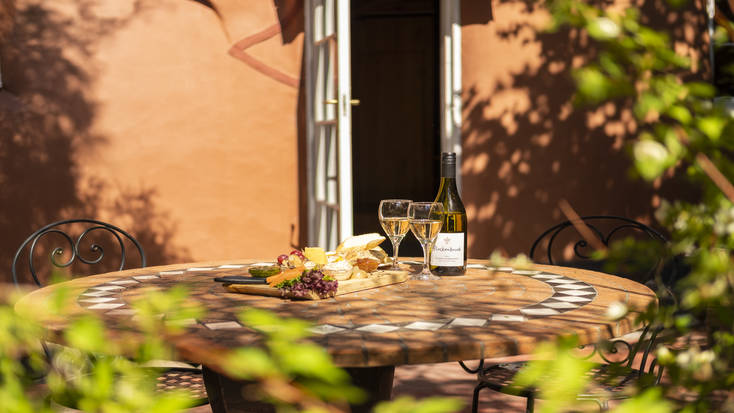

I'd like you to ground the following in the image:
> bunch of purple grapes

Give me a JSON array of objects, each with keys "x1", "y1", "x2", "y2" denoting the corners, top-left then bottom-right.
[{"x1": 287, "y1": 270, "x2": 338, "y2": 298}]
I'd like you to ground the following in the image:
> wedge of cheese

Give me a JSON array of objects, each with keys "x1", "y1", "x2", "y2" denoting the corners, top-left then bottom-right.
[
  {"x1": 303, "y1": 247, "x2": 328, "y2": 265},
  {"x1": 335, "y1": 233, "x2": 385, "y2": 255}
]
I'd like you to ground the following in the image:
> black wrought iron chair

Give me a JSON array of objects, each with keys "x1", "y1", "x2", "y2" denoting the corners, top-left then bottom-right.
[
  {"x1": 463, "y1": 216, "x2": 670, "y2": 412},
  {"x1": 12, "y1": 219, "x2": 208, "y2": 403}
]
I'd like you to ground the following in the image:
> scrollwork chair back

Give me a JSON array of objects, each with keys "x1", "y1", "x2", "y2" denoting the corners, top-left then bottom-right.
[
  {"x1": 528, "y1": 215, "x2": 672, "y2": 288},
  {"x1": 529, "y1": 215, "x2": 666, "y2": 265},
  {"x1": 12, "y1": 219, "x2": 147, "y2": 287},
  {"x1": 465, "y1": 216, "x2": 669, "y2": 413}
]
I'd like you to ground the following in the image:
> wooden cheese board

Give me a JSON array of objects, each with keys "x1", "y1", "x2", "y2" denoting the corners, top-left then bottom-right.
[{"x1": 225, "y1": 270, "x2": 409, "y2": 300}]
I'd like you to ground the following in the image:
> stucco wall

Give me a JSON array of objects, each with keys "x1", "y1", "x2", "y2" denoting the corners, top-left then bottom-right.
[
  {"x1": 460, "y1": 0, "x2": 704, "y2": 257},
  {"x1": 1, "y1": 0, "x2": 705, "y2": 283},
  {"x1": 1, "y1": 0, "x2": 303, "y2": 280}
]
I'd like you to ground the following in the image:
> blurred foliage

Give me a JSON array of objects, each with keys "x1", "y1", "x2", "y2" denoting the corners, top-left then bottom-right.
[
  {"x1": 223, "y1": 308, "x2": 366, "y2": 412},
  {"x1": 509, "y1": 0, "x2": 734, "y2": 411},
  {"x1": 3, "y1": 284, "x2": 461, "y2": 412},
  {"x1": 373, "y1": 396, "x2": 463, "y2": 413},
  {"x1": 513, "y1": 336, "x2": 595, "y2": 413},
  {"x1": 3, "y1": 285, "x2": 196, "y2": 413}
]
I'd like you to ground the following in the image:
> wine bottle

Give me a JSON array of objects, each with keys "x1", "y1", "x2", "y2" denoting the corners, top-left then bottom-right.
[{"x1": 430, "y1": 152, "x2": 467, "y2": 275}]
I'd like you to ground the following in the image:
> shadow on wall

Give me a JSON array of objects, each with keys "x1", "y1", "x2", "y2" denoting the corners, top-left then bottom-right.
[
  {"x1": 0, "y1": 0, "x2": 190, "y2": 284},
  {"x1": 462, "y1": 0, "x2": 705, "y2": 257}
]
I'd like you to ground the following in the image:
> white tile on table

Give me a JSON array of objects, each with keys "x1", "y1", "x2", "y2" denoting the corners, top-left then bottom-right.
[
  {"x1": 545, "y1": 279, "x2": 580, "y2": 284},
  {"x1": 356, "y1": 324, "x2": 400, "y2": 334},
  {"x1": 512, "y1": 270, "x2": 541, "y2": 275},
  {"x1": 187, "y1": 267, "x2": 214, "y2": 272},
  {"x1": 553, "y1": 296, "x2": 593, "y2": 303},
  {"x1": 404, "y1": 321, "x2": 445, "y2": 331},
  {"x1": 532, "y1": 273, "x2": 563, "y2": 279},
  {"x1": 496, "y1": 266, "x2": 514, "y2": 272},
  {"x1": 552, "y1": 283, "x2": 593, "y2": 290},
  {"x1": 555, "y1": 290, "x2": 595, "y2": 296},
  {"x1": 204, "y1": 321, "x2": 242, "y2": 330},
  {"x1": 448, "y1": 318, "x2": 487, "y2": 327},
  {"x1": 87, "y1": 302, "x2": 125, "y2": 310},
  {"x1": 81, "y1": 291, "x2": 115, "y2": 297},
  {"x1": 539, "y1": 301, "x2": 579, "y2": 309},
  {"x1": 467, "y1": 263, "x2": 487, "y2": 269},
  {"x1": 310, "y1": 324, "x2": 346, "y2": 335},
  {"x1": 159, "y1": 271, "x2": 185, "y2": 276},
  {"x1": 521, "y1": 308, "x2": 561, "y2": 316},
  {"x1": 490, "y1": 314, "x2": 527, "y2": 322},
  {"x1": 107, "y1": 279, "x2": 139, "y2": 285},
  {"x1": 92, "y1": 285, "x2": 125, "y2": 291},
  {"x1": 133, "y1": 275, "x2": 160, "y2": 281},
  {"x1": 79, "y1": 297, "x2": 118, "y2": 303},
  {"x1": 218, "y1": 264, "x2": 246, "y2": 269}
]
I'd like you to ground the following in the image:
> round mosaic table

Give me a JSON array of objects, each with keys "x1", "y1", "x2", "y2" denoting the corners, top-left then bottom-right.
[{"x1": 16, "y1": 258, "x2": 656, "y2": 412}]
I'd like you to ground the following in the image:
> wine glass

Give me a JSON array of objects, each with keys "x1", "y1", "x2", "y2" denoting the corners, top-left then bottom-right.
[
  {"x1": 408, "y1": 202, "x2": 444, "y2": 280},
  {"x1": 378, "y1": 199, "x2": 412, "y2": 270}
]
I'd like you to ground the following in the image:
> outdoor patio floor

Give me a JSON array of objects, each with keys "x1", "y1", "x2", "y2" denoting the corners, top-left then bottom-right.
[{"x1": 185, "y1": 361, "x2": 528, "y2": 413}]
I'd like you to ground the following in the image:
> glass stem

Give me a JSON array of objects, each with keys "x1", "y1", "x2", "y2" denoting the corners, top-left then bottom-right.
[
  {"x1": 391, "y1": 239, "x2": 401, "y2": 270},
  {"x1": 420, "y1": 241, "x2": 430, "y2": 274}
]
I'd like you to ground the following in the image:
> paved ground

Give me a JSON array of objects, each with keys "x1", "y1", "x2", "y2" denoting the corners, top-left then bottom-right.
[
  {"x1": 185, "y1": 361, "x2": 529, "y2": 413},
  {"x1": 392, "y1": 362, "x2": 528, "y2": 413}
]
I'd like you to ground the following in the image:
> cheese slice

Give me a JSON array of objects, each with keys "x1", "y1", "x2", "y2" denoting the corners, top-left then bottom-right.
[
  {"x1": 304, "y1": 247, "x2": 327, "y2": 265},
  {"x1": 336, "y1": 233, "x2": 385, "y2": 255}
]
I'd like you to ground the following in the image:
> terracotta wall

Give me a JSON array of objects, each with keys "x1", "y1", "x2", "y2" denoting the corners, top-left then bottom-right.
[
  {"x1": 460, "y1": 0, "x2": 705, "y2": 257},
  {"x1": 0, "y1": 0, "x2": 304, "y2": 281},
  {"x1": 0, "y1": 0, "x2": 705, "y2": 282}
]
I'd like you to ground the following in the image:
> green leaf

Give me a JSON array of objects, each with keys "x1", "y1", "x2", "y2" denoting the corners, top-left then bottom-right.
[
  {"x1": 613, "y1": 388, "x2": 673, "y2": 413},
  {"x1": 667, "y1": 105, "x2": 692, "y2": 125},
  {"x1": 697, "y1": 117, "x2": 727, "y2": 141},
  {"x1": 374, "y1": 396, "x2": 463, "y2": 413},
  {"x1": 686, "y1": 82, "x2": 716, "y2": 98},
  {"x1": 64, "y1": 317, "x2": 106, "y2": 353},
  {"x1": 146, "y1": 393, "x2": 195, "y2": 413},
  {"x1": 587, "y1": 17, "x2": 620, "y2": 40},
  {"x1": 599, "y1": 53, "x2": 624, "y2": 78},
  {"x1": 633, "y1": 140, "x2": 669, "y2": 180},
  {"x1": 634, "y1": 93, "x2": 663, "y2": 120},
  {"x1": 224, "y1": 347, "x2": 278, "y2": 380},
  {"x1": 662, "y1": 127, "x2": 685, "y2": 160},
  {"x1": 238, "y1": 308, "x2": 311, "y2": 341},
  {"x1": 271, "y1": 341, "x2": 348, "y2": 384},
  {"x1": 574, "y1": 67, "x2": 613, "y2": 103}
]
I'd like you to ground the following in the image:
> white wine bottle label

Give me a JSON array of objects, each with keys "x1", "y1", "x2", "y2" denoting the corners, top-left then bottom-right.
[{"x1": 430, "y1": 233, "x2": 464, "y2": 266}]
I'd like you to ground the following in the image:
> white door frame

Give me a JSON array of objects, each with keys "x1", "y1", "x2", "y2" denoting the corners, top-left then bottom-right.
[
  {"x1": 305, "y1": 0, "x2": 462, "y2": 247},
  {"x1": 440, "y1": 0, "x2": 463, "y2": 190},
  {"x1": 335, "y1": 0, "x2": 354, "y2": 244},
  {"x1": 304, "y1": 0, "x2": 353, "y2": 250}
]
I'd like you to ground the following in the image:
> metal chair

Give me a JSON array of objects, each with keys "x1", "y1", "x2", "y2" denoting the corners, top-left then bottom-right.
[
  {"x1": 463, "y1": 216, "x2": 670, "y2": 412},
  {"x1": 12, "y1": 219, "x2": 146, "y2": 286},
  {"x1": 12, "y1": 219, "x2": 208, "y2": 404}
]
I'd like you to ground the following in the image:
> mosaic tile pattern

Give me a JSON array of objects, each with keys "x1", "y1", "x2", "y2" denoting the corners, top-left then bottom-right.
[
  {"x1": 76, "y1": 265, "x2": 597, "y2": 336},
  {"x1": 35, "y1": 259, "x2": 655, "y2": 368}
]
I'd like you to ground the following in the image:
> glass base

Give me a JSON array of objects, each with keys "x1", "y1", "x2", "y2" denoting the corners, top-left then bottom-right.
[{"x1": 410, "y1": 272, "x2": 441, "y2": 281}]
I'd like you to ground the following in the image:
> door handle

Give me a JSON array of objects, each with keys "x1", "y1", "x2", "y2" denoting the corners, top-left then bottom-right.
[{"x1": 324, "y1": 99, "x2": 360, "y2": 106}]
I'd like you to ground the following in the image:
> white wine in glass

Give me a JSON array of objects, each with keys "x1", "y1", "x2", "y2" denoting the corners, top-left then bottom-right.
[
  {"x1": 408, "y1": 202, "x2": 444, "y2": 280},
  {"x1": 378, "y1": 199, "x2": 412, "y2": 270}
]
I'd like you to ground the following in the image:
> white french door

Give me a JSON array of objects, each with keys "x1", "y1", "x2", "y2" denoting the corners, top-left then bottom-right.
[
  {"x1": 304, "y1": 0, "x2": 461, "y2": 249},
  {"x1": 305, "y1": 0, "x2": 354, "y2": 250}
]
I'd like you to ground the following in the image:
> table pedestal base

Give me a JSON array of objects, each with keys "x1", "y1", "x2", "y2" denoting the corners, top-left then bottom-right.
[{"x1": 202, "y1": 365, "x2": 394, "y2": 413}]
